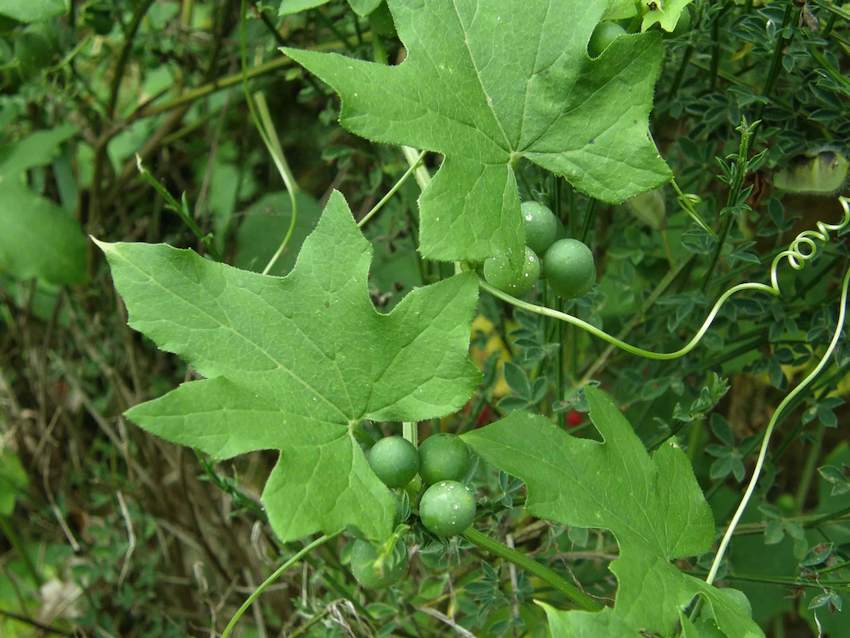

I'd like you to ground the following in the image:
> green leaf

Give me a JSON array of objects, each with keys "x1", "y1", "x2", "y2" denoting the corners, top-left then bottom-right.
[
  {"x1": 279, "y1": 0, "x2": 328, "y2": 15},
  {"x1": 347, "y1": 0, "x2": 382, "y2": 15},
  {"x1": 464, "y1": 387, "x2": 763, "y2": 637},
  {"x1": 279, "y1": 0, "x2": 382, "y2": 16},
  {"x1": 0, "y1": 0, "x2": 66, "y2": 22},
  {"x1": 642, "y1": 0, "x2": 695, "y2": 32},
  {"x1": 0, "y1": 451, "x2": 27, "y2": 516},
  {"x1": 234, "y1": 191, "x2": 323, "y2": 276},
  {"x1": 0, "y1": 181, "x2": 88, "y2": 285},
  {"x1": 285, "y1": 0, "x2": 671, "y2": 262},
  {"x1": 0, "y1": 125, "x2": 76, "y2": 179},
  {"x1": 98, "y1": 191, "x2": 480, "y2": 543}
]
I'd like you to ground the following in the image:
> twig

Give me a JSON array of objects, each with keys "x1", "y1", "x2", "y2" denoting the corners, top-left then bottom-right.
[{"x1": 117, "y1": 491, "x2": 137, "y2": 585}]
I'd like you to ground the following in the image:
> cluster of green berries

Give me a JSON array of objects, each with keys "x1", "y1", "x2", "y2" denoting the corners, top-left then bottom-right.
[
  {"x1": 483, "y1": 201, "x2": 596, "y2": 300},
  {"x1": 348, "y1": 433, "x2": 476, "y2": 589}
]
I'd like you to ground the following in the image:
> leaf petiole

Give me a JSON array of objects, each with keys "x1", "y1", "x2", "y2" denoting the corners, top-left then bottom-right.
[
  {"x1": 221, "y1": 533, "x2": 336, "y2": 638},
  {"x1": 462, "y1": 527, "x2": 602, "y2": 612}
]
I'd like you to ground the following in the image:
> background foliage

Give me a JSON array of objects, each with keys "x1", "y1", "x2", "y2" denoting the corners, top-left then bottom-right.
[{"x1": 0, "y1": 0, "x2": 849, "y2": 636}]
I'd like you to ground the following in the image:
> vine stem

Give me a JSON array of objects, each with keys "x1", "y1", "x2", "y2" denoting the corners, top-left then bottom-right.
[
  {"x1": 402, "y1": 421, "x2": 418, "y2": 447},
  {"x1": 221, "y1": 533, "x2": 335, "y2": 638},
  {"x1": 463, "y1": 527, "x2": 602, "y2": 612},
  {"x1": 705, "y1": 264, "x2": 850, "y2": 586},
  {"x1": 484, "y1": 197, "x2": 850, "y2": 363},
  {"x1": 238, "y1": 0, "x2": 301, "y2": 276},
  {"x1": 482, "y1": 278, "x2": 775, "y2": 361},
  {"x1": 358, "y1": 150, "x2": 428, "y2": 229}
]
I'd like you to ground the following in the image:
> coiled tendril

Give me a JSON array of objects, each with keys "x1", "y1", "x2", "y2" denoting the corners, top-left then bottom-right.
[
  {"x1": 481, "y1": 196, "x2": 850, "y2": 361},
  {"x1": 770, "y1": 196, "x2": 850, "y2": 291}
]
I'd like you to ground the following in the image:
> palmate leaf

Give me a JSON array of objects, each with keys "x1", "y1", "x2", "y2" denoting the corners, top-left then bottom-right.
[
  {"x1": 464, "y1": 387, "x2": 763, "y2": 638},
  {"x1": 285, "y1": 0, "x2": 671, "y2": 263},
  {"x1": 98, "y1": 191, "x2": 480, "y2": 543}
]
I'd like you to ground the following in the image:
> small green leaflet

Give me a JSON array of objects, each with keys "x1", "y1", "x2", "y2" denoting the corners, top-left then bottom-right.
[
  {"x1": 279, "y1": 0, "x2": 382, "y2": 17},
  {"x1": 464, "y1": 387, "x2": 763, "y2": 638},
  {"x1": 98, "y1": 191, "x2": 480, "y2": 543},
  {"x1": 0, "y1": 0, "x2": 66, "y2": 22},
  {"x1": 0, "y1": 125, "x2": 86, "y2": 285},
  {"x1": 0, "y1": 451, "x2": 27, "y2": 516},
  {"x1": 0, "y1": 182, "x2": 88, "y2": 285},
  {"x1": 285, "y1": 0, "x2": 671, "y2": 263},
  {"x1": 0, "y1": 124, "x2": 76, "y2": 179},
  {"x1": 642, "y1": 0, "x2": 695, "y2": 32}
]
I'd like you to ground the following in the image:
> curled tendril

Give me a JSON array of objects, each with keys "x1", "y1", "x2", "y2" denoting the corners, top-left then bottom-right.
[
  {"x1": 482, "y1": 196, "x2": 850, "y2": 361},
  {"x1": 770, "y1": 196, "x2": 850, "y2": 290},
  {"x1": 707, "y1": 262, "x2": 850, "y2": 587}
]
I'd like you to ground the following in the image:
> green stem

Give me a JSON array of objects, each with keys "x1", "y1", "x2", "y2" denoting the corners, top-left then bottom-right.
[
  {"x1": 402, "y1": 421, "x2": 418, "y2": 447},
  {"x1": 818, "y1": 559, "x2": 850, "y2": 577},
  {"x1": 705, "y1": 265, "x2": 850, "y2": 585},
  {"x1": 794, "y1": 423, "x2": 824, "y2": 513},
  {"x1": 0, "y1": 517, "x2": 42, "y2": 588},
  {"x1": 238, "y1": 2, "x2": 300, "y2": 276},
  {"x1": 253, "y1": 92, "x2": 300, "y2": 275},
  {"x1": 463, "y1": 527, "x2": 602, "y2": 612},
  {"x1": 758, "y1": 2, "x2": 796, "y2": 110},
  {"x1": 482, "y1": 278, "x2": 776, "y2": 361},
  {"x1": 135, "y1": 158, "x2": 222, "y2": 259},
  {"x1": 221, "y1": 534, "x2": 335, "y2": 637},
  {"x1": 708, "y1": 2, "x2": 729, "y2": 92},
  {"x1": 694, "y1": 571, "x2": 850, "y2": 589},
  {"x1": 701, "y1": 119, "x2": 759, "y2": 292},
  {"x1": 359, "y1": 151, "x2": 427, "y2": 229}
]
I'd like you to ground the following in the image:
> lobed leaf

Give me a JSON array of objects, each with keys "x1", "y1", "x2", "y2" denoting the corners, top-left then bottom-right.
[
  {"x1": 285, "y1": 0, "x2": 671, "y2": 263},
  {"x1": 464, "y1": 387, "x2": 763, "y2": 637},
  {"x1": 99, "y1": 191, "x2": 480, "y2": 543}
]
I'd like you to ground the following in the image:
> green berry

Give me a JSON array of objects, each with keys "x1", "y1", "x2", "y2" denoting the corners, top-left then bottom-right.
[
  {"x1": 483, "y1": 246, "x2": 540, "y2": 297},
  {"x1": 543, "y1": 238, "x2": 596, "y2": 299},
  {"x1": 418, "y1": 433, "x2": 471, "y2": 486},
  {"x1": 521, "y1": 201, "x2": 559, "y2": 255},
  {"x1": 588, "y1": 21, "x2": 626, "y2": 57},
  {"x1": 350, "y1": 539, "x2": 407, "y2": 589},
  {"x1": 419, "y1": 480, "x2": 476, "y2": 537},
  {"x1": 776, "y1": 493, "x2": 796, "y2": 514},
  {"x1": 367, "y1": 435, "x2": 419, "y2": 488}
]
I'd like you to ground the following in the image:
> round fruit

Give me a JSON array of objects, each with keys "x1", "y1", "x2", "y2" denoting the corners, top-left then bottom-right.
[
  {"x1": 367, "y1": 436, "x2": 419, "y2": 488},
  {"x1": 521, "y1": 201, "x2": 559, "y2": 255},
  {"x1": 543, "y1": 238, "x2": 596, "y2": 299},
  {"x1": 418, "y1": 433, "x2": 471, "y2": 485},
  {"x1": 565, "y1": 409, "x2": 583, "y2": 427},
  {"x1": 777, "y1": 493, "x2": 796, "y2": 514},
  {"x1": 350, "y1": 539, "x2": 407, "y2": 589},
  {"x1": 14, "y1": 24, "x2": 56, "y2": 77},
  {"x1": 483, "y1": 246, "x2": 540, "y2": 297},
  {"x1": 419, "y1": 480, "x2": 476, "y2": 537},
  {"x1": 588, "y1": 21, "x2": 626, "y2": 57}
]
